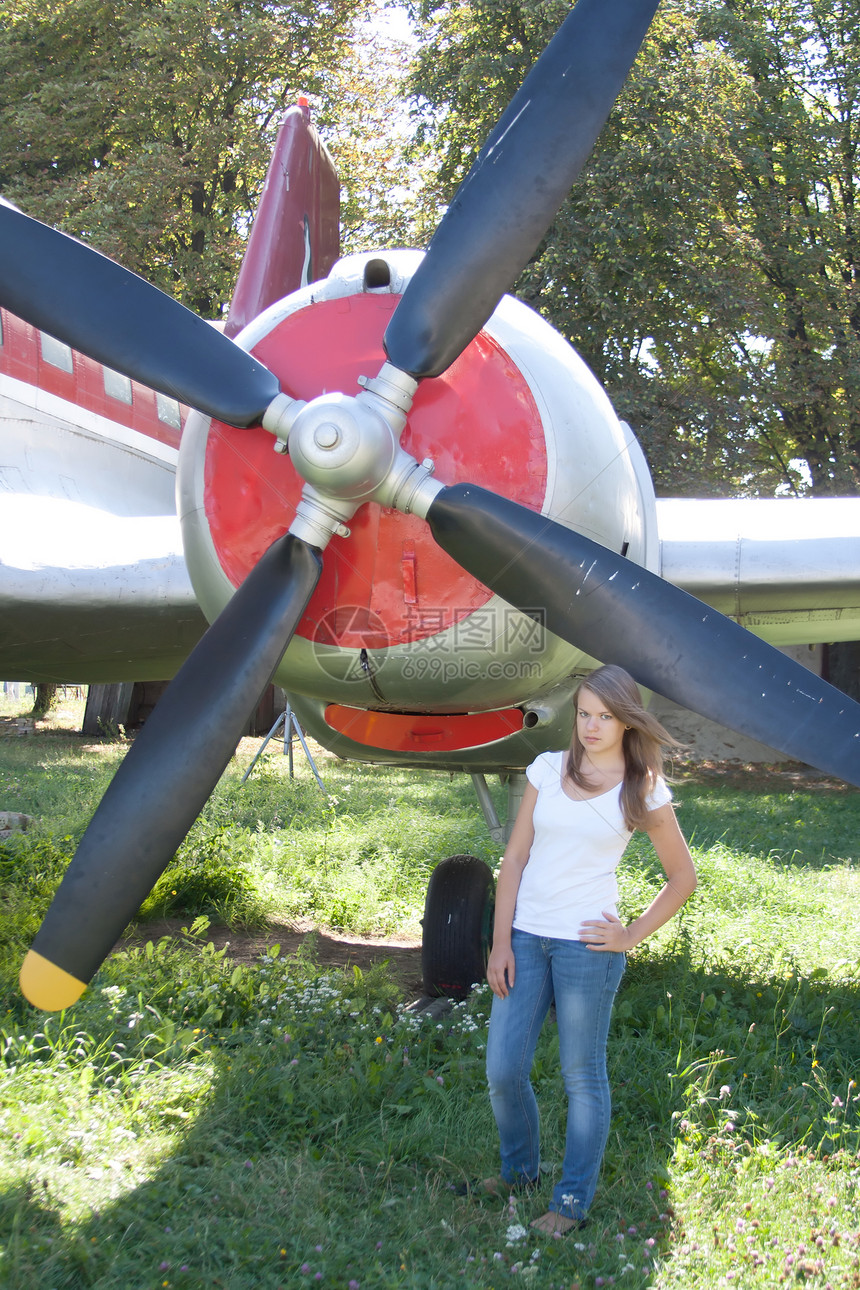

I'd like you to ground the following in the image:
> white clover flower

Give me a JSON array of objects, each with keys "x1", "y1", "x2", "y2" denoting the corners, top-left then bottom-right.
[{"x1": 506, "y1": 1223, "x2": 528, "y2": 1245}]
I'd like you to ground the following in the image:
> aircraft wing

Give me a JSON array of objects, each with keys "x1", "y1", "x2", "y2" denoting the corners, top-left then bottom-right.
[
  {"x1": 658, "y1": 497, "x2": 860, "y2": 647},
  {"x1": 0, "y1": 499, "x2": 206, "y2": 685},
  {"x1": 0, "y1": 353, "x2": 207, "y2": 683}
]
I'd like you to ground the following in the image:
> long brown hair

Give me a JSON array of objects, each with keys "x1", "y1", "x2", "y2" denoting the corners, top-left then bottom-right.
[{"x1": 566, "y1": 664, "x2": 679, "y2": 831}]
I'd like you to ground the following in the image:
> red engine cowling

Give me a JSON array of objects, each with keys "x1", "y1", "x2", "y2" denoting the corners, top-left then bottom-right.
[{"x1": 178, "y1": 250, "x2": 658, "y2": 768}]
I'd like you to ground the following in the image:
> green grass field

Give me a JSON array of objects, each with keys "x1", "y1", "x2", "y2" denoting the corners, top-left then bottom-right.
[{"x1": 0, "y1": 693, "x2": 858, "y2": 1288}]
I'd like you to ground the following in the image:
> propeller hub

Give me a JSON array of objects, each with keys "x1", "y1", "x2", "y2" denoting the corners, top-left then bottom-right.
[
  {"x1": 288, "y1": 392, "x2": 396, "y2": 499},
  {"x1": 284, "y1": 360, "x2": 440, "y2": 548},
  {"x1": 313, "y1": 422, "x2": 342, "y2": 451}
]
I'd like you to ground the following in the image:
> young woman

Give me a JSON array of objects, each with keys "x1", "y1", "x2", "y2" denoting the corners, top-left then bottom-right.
[{"x1": 482, "y1": 664, "x2": 697, "y2": 1236}]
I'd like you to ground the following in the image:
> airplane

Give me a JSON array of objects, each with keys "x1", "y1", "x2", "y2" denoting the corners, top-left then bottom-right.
[{"x1": 1, "y1": 0, "x2": 858, "y2": 1013}]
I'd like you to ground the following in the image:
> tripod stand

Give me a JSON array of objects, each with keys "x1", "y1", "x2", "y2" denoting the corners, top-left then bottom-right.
[{"x1": 242, "y1": 702, "x2": 325, "y2": 792}]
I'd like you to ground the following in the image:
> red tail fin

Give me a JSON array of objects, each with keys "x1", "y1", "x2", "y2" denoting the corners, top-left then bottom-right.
[{"x1": 225, "y1": 102, "x2": 339, "y2": 337}]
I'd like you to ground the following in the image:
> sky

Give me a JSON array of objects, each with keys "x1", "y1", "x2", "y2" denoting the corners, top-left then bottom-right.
[{"x1": 362, "y1": 1, "x2": 414, "y2": 43}]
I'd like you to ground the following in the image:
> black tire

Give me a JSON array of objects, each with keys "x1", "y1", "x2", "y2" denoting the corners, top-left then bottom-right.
[{"x1": 421, "y1": 854, "x2": 495, "y2": 999}]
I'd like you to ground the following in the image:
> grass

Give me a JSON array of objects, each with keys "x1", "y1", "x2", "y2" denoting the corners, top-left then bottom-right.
[{"x1": 0, "y1": 692, "x2": 858, "y2": 1287}]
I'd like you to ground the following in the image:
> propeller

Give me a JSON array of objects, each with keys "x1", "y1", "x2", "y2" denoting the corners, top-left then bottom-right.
[
  {"x1": 6, "y1": 0, "x2": 662, "y2": 1008},
  {"x1": 424, "y1": 486, "x2": 860, "y2": 785},
  {"x1": 9, "y1": 0, "x2": 855, "y2": 1011},
  {"x1": 19, "y1": 535, "x2": 322, "y2": 1010},
  {"x1": 0, "y1": 202, "x2": 281, "y2": 427}
]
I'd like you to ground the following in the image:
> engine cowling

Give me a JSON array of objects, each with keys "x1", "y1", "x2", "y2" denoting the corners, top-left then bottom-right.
[{"x1": 177, "y1": 250, "x2": 658, "y2": 767}]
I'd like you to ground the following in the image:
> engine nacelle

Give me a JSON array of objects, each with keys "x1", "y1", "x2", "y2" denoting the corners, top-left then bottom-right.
[{"x1": 177, "y1": 250, "x2": 658, "y2": 768}]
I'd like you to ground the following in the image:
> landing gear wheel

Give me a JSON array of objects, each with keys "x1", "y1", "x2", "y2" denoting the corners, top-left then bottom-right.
[{"x1": 421, "y1": 854, "x2": 495, "y2": 1000}]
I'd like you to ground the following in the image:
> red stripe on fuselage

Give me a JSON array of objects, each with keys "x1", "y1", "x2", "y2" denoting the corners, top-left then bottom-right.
[{"x1": 0, "y1": 308, "x2": 184, "y2": 449}]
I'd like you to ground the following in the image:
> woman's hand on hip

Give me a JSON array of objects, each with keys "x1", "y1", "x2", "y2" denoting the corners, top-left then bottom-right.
[
  {"x1": 487, "y1": 942, "x2": 516, "y2": 997},
  {"x1": 579, "y1": 910, "x2": 632, "y2": 952}
]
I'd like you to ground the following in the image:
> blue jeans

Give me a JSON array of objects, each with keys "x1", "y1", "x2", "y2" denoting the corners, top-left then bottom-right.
[{"x1": 485, "y1": 928, "x2": 625, "y2": 1221}]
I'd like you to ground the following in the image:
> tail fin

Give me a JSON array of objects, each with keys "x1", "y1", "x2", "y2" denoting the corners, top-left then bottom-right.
[{"x1": 225, "y1": 101, "x2": 340, "y2": 337}]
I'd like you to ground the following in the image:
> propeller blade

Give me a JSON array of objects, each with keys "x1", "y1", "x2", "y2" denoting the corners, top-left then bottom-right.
[
  {"x1": 0, "y1": 203, "x2": 280, "y2": 426},
  {"x1": 383, "y1": 0, "x2": 659, "y2": 379},
  {"x1": 426, "y1": 484, "x2": 860, "y2": 787},
  {"x1": 19, "y1": 534, "x2": 322, "y2": 1011}
]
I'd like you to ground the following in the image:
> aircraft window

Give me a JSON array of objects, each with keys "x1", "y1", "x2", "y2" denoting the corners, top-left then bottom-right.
[
  {"x1": 103, "y1": 366, "x2": 133, "y2": 404},
  {"x1": 40, "y1": 332, "x2": 74, "y2": 373},
  {"x1": 156, "y1": 392, "x2": 181, "y2": 429}
]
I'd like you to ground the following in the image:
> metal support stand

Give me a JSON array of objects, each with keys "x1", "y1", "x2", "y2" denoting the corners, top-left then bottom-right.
[
  {"x1": 242, "y1": 702, "x2": 326, "y2": 793},
  {"x1": 470, "y1": 770, "x2": 526, "y2": 847}
]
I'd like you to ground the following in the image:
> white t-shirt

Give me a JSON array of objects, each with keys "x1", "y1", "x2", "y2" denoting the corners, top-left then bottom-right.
[{"x1": 512, "y1": 750, "x2": 672, "y2": 941}]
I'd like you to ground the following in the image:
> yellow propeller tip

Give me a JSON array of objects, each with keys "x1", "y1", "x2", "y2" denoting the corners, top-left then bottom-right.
[{"x1": 19, "y1": 950, "x2": 86, "y2": 1011}]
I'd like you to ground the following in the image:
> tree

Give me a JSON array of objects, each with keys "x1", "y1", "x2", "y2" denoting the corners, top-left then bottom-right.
[
  {"x1": 320, "y1": 8, "x2": 440, "y2": 258},
  {"x1": 31, "y1": 683, "x2": 58, "y2": 718},
  {"x1": 0, "y1": 0, "x2": 369, "y2": 317},
  {"x1": 405, "y1": 0, "x2": 860, "y2": 498},
  {"x1": 696, "y1": 0, "x2": 860, "y2": 496}
]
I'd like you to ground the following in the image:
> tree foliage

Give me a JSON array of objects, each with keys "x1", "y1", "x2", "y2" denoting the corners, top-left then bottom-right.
[
  {"x1": 406, "y1": 0, "x2": 860, "y2": 497},
  {"x1": 321, "y1": 10, "x2": 440, "y2": 258},
  {"x1": 0, "y1": 0, "x2": 369, "y2": 316}
]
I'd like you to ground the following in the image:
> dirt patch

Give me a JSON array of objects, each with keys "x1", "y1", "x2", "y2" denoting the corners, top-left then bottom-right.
[
  {"x1": 121, "y1": 918, "x2": 426, "y2": 999},
  {"x1": 670, "y1": 758, "x2": 855, "y2": 794}
]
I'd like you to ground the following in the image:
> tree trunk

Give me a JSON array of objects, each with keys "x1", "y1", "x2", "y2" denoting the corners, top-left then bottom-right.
[{"x1": 32, "y1": 682, "x2": 58, "y2": 717}]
